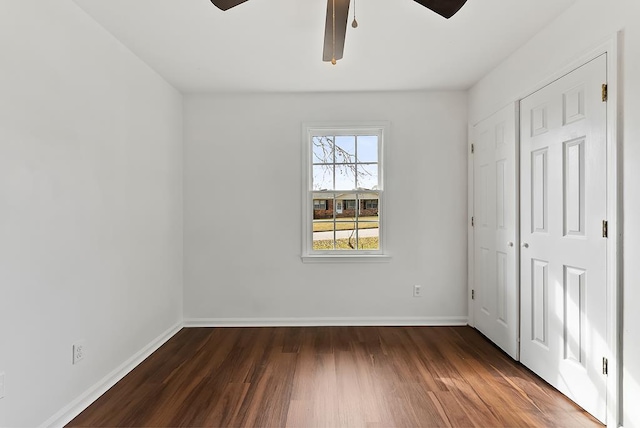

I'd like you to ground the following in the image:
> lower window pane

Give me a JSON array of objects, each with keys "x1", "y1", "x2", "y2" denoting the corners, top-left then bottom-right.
[
  {"x1": 334, "y1": 222, "x2": 358, "y2": 250},
  {"x1": 357, "y1": 221, "x2": 379, "y2": 250},
  {"x1": 311, "y1": 193, "x2": 380, "y2": 252},
  {"x1": 312, "y1": 220, "x2": 380, "y2": 251},
  {"x1": 312, "y1": 218, "x2": 335, "y2": 250}
]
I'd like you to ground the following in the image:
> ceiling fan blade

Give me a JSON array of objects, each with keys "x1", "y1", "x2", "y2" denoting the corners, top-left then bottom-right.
[
  {"x1": 209, "y1": 0, "x2": 250, "y2": 11},
  {"x1": 413, "y1": 0, "x2": 468, "y2": 18},
  {"x1": 322, "y1": 0, "x2": 350, "y2": 62}
]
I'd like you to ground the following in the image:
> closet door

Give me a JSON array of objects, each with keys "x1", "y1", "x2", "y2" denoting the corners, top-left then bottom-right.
[
  {"x1": 472, "y1": 104, "x2": 519, "y2": 359},
  {"x1": 519, "y1": 54, "x2": 608, "y2": 423}
]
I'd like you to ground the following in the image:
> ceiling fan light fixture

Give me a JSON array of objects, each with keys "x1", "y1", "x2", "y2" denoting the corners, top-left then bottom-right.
[{"x1": 210, "y1": 0, "x2": 469, "y2": 64}]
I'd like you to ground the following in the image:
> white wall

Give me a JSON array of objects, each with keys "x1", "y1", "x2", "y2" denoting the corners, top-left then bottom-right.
[
  {"x1": 468, "y1": 0, "x2": 640, "y2": 426},
  {"x1": 184, "y1": 91, "x2": 468, "y2": 323},
  {"x1": 0, "y1": 2, "x2": 183, "y2": 426}
]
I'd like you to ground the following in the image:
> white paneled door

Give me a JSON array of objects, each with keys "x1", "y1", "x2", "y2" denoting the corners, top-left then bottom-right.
[
  {"x1": 473, "y1": 104, "x2": 519, "y2": 359},
  {"x1": 520, "y1": 54, "x2": 608, "y2": 423}
]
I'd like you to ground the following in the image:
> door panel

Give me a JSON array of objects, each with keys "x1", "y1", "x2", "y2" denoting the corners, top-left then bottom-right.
[
  {"x1": 520, "y1": 54, "x2": 608, "y2": 423},
  {"x1": 473, "y1": 104, "x2": 518, "y2": 359}
]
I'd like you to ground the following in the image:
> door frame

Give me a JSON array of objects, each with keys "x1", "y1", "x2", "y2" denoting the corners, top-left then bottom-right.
[{"x1": 468, "y1": 33, "x2": 621, "y2": 427}]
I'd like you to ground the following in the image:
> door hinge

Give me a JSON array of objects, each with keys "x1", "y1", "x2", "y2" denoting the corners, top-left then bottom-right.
[
  {"x1": 471, "y1": 290, "x2": 475, "y2": 300},
  {"x1": 471, "y1": 216, "x2": 475, "y2": 227},
  {"x1": 602, "y1": 83, "x2": 608, "y2": 102},
  {"x1": 471, "y1": 143, "x2": 475, "y2": 154},
  {"x1": 603, "y1": 357, "x2": 609, "y2": 375},
  {"x1": 602, "y1": 220, "x2": 608, "y2": 238}
]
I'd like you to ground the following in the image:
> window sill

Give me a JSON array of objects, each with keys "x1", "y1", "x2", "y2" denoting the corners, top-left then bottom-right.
[{"x1": 301, "y1": 254, "x2": 392, "y2": 263}]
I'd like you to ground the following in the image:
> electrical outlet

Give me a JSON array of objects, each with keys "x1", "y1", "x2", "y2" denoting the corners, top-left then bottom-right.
[
  {"x1": 73, "y1": 343, "x2": 85, "y2": 365},
  {"x1": 413, "y1": 285, "x2": 422, "y2": 297},
  {"x1": 0, "y1": 372, "x2": 5, "y2": 399}
]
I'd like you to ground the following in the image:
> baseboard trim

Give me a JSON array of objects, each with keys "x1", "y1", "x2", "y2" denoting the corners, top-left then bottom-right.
[
  {"x1": 183, "y1": 316, "x2": 469, "y2": 327},
  {"x1": 41, "y1": 321, "x2": 183, "y2": 428}
]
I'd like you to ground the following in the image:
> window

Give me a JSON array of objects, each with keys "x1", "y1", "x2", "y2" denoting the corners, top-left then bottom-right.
[
  {"x1": 302, "y1": 122, "x2": 388, "y2": 261},
  {"x1": 365, "y1": 200, "x2": 378, "y2": 210},
  {"x1": 313, "y1": 199, "x2": 327, "y2": 210}
]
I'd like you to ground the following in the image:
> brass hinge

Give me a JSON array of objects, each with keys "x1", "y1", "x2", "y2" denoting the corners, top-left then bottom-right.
[
  {"x1": 471, "y1": 216, "x2": 475, "y2": 227},
  {"x1": 602, "y1": 83, "x2": 608, "y2": 102},
  {"x1": 471, "y1": 144, "x2": 475, "y2": 154},
  {"x1": 603, "y1": 357, "x2": 609, "y2": 375},
  {"x1": 471, "y1": 290, "x2": 475, "y2": 300},
  {"x1": 602, "y1": 220, "x2": 608, "y2": 238}
]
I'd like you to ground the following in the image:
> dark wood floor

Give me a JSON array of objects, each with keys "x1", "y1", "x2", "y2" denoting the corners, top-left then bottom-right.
[{"x1": 68, "y1": 326, "x2": 602, "y2": 427}]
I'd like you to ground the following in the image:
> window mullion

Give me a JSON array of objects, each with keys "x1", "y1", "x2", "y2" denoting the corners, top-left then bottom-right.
[
  {"x1": 354, "y1": 135, "x2": 358, "y2": 190},
  {"x1": 353, "y1": 194, "x2": 357, "y2": 251},
  {"x1": 332, "y1": 136, "x2": 337, "y2": 251},
  {"x1": 332, "y1": 193, "x2": 337, "y2": 250}
]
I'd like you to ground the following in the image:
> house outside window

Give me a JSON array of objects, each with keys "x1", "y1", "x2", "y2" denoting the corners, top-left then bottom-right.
[{"x1": 302, "y1": 122, "x2": 388, "y2": 260}]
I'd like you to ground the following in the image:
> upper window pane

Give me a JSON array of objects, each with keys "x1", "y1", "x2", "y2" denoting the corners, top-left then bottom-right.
[
  {"x1": 357, "y1": 164, "x2": 378, "y2": 189},
  {"x1": 334, "y1": 165, "x2": 356, "y2": 190},
  {"x1": 357, "y1": 135, "x2": 378, "y2": 163},
  {"x1": 335, "y1": 136, "x2": 356, "y2": 164},
  {"x1": 313, "y1": 165, "x2": 333, "y2": 190},
  {"x1": 312, "y1": 136, "x2": 334, "y2": 164}
]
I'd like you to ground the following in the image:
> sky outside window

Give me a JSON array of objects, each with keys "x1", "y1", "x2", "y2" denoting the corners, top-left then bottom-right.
[{"x1": 312, "y1": 135, "x2": 379, "y2": 191}]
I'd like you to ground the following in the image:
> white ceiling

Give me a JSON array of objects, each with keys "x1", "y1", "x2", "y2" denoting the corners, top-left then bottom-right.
[{"x1": 73, "y1": 0, "x2": 577, "y2": 93}]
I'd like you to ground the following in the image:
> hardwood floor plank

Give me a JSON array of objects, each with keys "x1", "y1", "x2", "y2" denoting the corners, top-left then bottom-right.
[
  {"x1": 203, "y1": 382, "x2": 251, "y2": 427},
  {"x1": 67, "y1": 326, "x2": 604, "y2": 428},
  {"x1": 428, "y1": 391, "x2": 472, "y2": 427},
  {"x1": 335, "y1": 348, "x2": 375, "y2": 426},
  {"x1": 281, "y1": 327, "x2": 303, "y2": 354}
]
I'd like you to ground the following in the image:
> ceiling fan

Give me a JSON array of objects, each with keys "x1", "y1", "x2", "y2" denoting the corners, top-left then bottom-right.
[{"x1": 209, "y1": 0, "x2": 468, "y2": 64}]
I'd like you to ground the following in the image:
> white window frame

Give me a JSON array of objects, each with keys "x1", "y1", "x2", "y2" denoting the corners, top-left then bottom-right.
[{"x1": 301, "y1": 122, "x2": 390, "y2": 262}]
